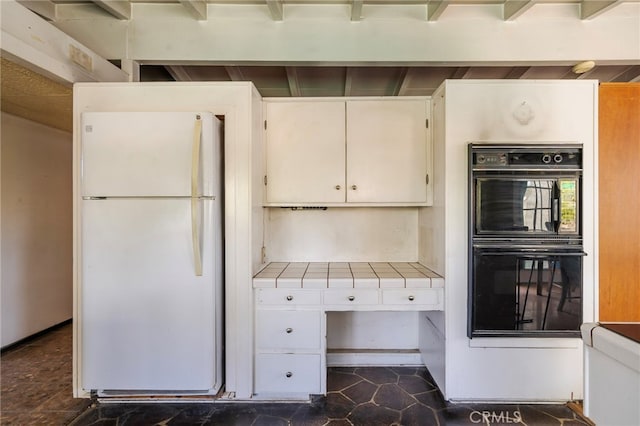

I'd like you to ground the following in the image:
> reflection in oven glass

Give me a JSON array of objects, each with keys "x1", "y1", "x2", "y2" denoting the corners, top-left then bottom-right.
[
  {"x1": 472, "y1": 253, "x2": 582, "y2": 335},
  {"x1": 476, "y1": 179, "x2": 556, "y2": 234}
]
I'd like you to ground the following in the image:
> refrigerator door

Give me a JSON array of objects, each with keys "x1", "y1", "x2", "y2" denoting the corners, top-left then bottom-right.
[
  {"x1": 81, "y1": 112, "x2": 218, "y2": 197},
  {"x1": 81, "y1": 198, "x2": 218, "y2": 391}
]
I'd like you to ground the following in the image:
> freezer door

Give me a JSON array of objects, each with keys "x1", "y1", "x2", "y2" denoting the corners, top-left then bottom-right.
[
  {"x1": 81, "y1": 198, "x2": 219, "y2": 391},
  {"x1": 81, "y1": 112, "x2": 219, "y2": 197}
]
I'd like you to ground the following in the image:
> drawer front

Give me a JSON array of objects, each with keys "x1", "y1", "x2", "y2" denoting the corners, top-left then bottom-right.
[
  {"x1": 255, "y1": 354, "x2": 321, "y2": 394},
  {"x1": 256, "y1": 289, "x2": 321, "y2": 306},
  {"x1": 256, "y1": 310, "x2": 321, "y2": 350},
  {"x1": 323, "y1": 289, "x2": 379, "y2": 305},
  {"x1": 381, "y1": 289, "x2": 442, "y2": 307}
]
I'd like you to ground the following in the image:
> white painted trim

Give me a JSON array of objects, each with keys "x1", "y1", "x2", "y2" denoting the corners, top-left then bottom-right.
[
  {"x1": 49, "y1": 3, "x2": 640, "y2": 65},
  {"x1": 327, "y1": 350, "x2": 424, "y2": 367},
  {"x1": 1, "y1": 0, "x2": 127, "y2": 84}
]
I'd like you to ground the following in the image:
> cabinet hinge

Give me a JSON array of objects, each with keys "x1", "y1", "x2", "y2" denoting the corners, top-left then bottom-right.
[
  {"x1": 261, "y1": 246, "x2": 267, "y2": 264},
  {"x1": 264, "y1": 120, "x2": 267, "y2": 130},
  {"x1": 263, "y1": 175, "x2": 268, "y2": 186},
  {"x1": 426, "y1": 174, "x2": 430, "y2": 185},
  {"x1": 425, "y1": 118, "x2": 429, "y2": 129}
]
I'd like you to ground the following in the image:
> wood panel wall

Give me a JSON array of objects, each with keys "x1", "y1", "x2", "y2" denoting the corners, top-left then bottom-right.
[{"x1": 599, "y1": 83, "x2": 640, "y2": 321}]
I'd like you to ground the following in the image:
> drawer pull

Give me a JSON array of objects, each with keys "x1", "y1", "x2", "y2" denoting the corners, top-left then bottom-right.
[
  {"x1": 348, "y1": 296, "x2": 355, "y2": 301},
  {"x1": 285, "y1": 372, "x2": 293, "y2": 378},
  {"x1": 335, "y1": 185, "x2": 341, "y2": 190},
  {"x1": 351, "y1": 185, "x2": 357, "y2": 190},
  {"x1": 286, "y1": 327, "x2": 293, "y2": 334},
  {"x1": 408, "y1": 295, "x2": 415, "y2": 301},
  {"x1": 286, "y1": 295, "x2": 293, "y2": 301}
]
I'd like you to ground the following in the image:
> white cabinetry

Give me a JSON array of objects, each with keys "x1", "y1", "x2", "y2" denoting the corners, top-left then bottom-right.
[
  {"x1": 254, "y1": 289, "x2": 325, "y2": 397},
  {"x1": 264, "y1": 98, "x2": 431, "y2": 206},
  {"x1": 264, "y1": 101, "x2": 345, "y2": 204},
  {"x1": 346, "y1": 100, "x2": 429, "y2": 203},
  {"x1": 253, "y1": 263, "x2": 444, "y2": 397}
]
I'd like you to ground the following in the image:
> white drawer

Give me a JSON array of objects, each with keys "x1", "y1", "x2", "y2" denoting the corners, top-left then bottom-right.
[
  {"x1": 256, "y1": 310, "x2": 321, "y2": 350},
  {"x1": 256, "y1": 288, "x2": 321, "y2": 306},
  {"x1": 381, "y1": 289, "x2": 442, "y2": 308},
  {"x1": 255, "y1": 354, "x2": 321, "y2": 394},
  {"x1": 323, "y1": 289, "x2": 379, "y2": 305}
]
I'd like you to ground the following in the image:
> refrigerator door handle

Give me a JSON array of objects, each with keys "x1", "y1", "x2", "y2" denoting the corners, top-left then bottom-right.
[
  {"x1": 191, "y1": 114, "x2": 202, "y2": 198},
  {"x1": 191, "y1": 116, "x2": 203, "y2": 276},
  {"x1": 191, "y1": 198, "x2": 203, "y2": 276}
]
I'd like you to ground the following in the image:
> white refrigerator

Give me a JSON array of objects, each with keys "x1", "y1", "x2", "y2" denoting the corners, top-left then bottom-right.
[{"x1": 80, "y1": 111, "x2": 223, "y2": 394}]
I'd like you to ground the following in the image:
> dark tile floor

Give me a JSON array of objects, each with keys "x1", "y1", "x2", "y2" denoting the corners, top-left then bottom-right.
[
  {"x1": 2, "y1": 322, "x2": 592, "y2": 425},
  {"x1": 1, "y1": 321, "x2": 92, "y2": 425}
]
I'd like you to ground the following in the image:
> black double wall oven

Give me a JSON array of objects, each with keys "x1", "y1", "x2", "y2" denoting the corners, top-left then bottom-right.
[{"x1": 469, "y1": 144, "x2": 585, "y2": 338}]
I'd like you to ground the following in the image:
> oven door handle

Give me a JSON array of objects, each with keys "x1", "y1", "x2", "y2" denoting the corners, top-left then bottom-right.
[
  {"x1": 551, "y1": 179, "x2": 560, "y2": 232},
  {"x1": 552, "y1": 197, "x2": 560, "y2": 229},
  {"x1": 476, "y1": 250, "x2": 586, "y2": 257}
]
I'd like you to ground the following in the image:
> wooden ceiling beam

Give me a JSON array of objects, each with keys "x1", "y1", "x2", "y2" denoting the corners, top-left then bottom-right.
[
  {"x1": 451, "y1": 67, "x2": 471, "y2": 79},
  {"x1": 394, "y1": 67, "x2": 410, "y2": 96},
  {"x1": 576, "y1": 67, "x2": 598, "y2": 80},
  {"x1": 17, "y1": 1, "x2": 58, "y2": 21},
  {"x1": 344, "y1": 67, "x2": 355, "y2": 96},
  {"x1": 427, "y1": 1, "x2": 449, "y2": 22},
  {"x1": 581, "y1": 0, "x2": 622, "y2": 20},
  {"x1": 91, "y1": 1, "x2": 131, "y2": 20},
  {"x1": 225, "y1": 66, "x2": 245, "y2": 81},
  {"x1": 179, "y1": 0, "x2": 207, "y2": 21},
  {"x1": 266, "y1": 0, "x2": 284, "y2": 21},
  {"x1": 351, "y1": 0, "x2": 364, "y2": 22},
  {"x1": 285, "y1": 67, "x2": 301, "y2": 97},
  {"x1": 611, "y1": 65, "x2": 640, "y2": 82},
  {"x1": 505, "y1": 66, "x2": 531, "y2": 79},
  {"x1": 503, "y1": 0, "x2": 536, "y2": 21},
  {"x1": 165, "y1": 66, "x2": 193, "y2": 81}
]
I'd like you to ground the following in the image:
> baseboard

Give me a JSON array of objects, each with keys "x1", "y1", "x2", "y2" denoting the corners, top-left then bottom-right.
[
  {"x1": 1, "y1": 318, "x2": 72, "y2": 352},
  {"x1": 326, "y1": 349, "x2": 423, "y2": 366}
]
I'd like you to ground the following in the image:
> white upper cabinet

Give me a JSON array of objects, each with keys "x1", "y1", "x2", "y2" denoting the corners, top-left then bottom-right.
[
  {"x1": 265, "y1": 101, "x2": 346, "y2": 204},
  {"x1": 264, "y1": 98, "x2": 431, "y2": 206},
  {"x1": 346, "y1": 99, "x2": 429, "y2": 204}
]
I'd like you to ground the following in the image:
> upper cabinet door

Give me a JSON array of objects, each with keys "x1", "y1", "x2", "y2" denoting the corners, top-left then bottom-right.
[
  {"x1": 265, "y1": 101, "x2": 346, "y2": 204},
  {"x1": 346, "y1": 100, "x2": 429, "y2": 203}
]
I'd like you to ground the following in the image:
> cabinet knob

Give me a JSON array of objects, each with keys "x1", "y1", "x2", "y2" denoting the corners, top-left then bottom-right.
[
  {"x1": 351, "y1": 185, "x2": 357, "y2": 190},
  {"x1": 286, "y1": 372, "x2": 293, "y2": 378},
  {"x1": 348, "y1": 296, "x2": 355, "y2": 301},
  {"x1": 408, "y1": 295, "x2": 415, "y2": 301},
  {"x1": 286, "y1": 328, "x2": 293, "y2": 334},
  {"x1": 286, "y1": 295, "x2": 293, "y2": 301},
  {"x1": 335, "y1": 185, "x2": 341, "y2": 190}
]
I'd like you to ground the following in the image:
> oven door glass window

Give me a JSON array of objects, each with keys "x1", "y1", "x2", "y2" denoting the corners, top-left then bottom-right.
[
  {"x1": 475, "y1": 179, "x2": 557, "y2": 236},
  {"x1": 471, "y1": 249, "x2": 583, "y2": 337}
]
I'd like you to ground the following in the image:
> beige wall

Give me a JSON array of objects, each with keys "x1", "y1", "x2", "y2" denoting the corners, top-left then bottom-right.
[{"x1": 1, "y1": 112, "x2": 72, "y2": 347}]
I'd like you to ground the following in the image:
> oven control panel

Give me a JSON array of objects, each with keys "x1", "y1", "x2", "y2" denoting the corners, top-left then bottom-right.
[
  {"x1": 474, "y1": 153, "x2": 507, "y2": 166},
  {"x1": 471, "y1": 145, "x2": 582, "y2": 169}
]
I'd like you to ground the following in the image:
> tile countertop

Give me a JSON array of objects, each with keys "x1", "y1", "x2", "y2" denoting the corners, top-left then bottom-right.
[{"x1": 253, "y1": 262, "x2": 444, "y2": 289}]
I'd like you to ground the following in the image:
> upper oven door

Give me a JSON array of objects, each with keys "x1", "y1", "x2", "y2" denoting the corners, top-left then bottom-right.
[{"x1": 473, "y1": 176, "x2": 579, "y2": 238}]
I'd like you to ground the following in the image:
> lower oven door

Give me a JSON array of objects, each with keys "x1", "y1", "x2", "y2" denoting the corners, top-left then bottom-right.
[{"x1": 469, "y1": 246, "x2": 585, "y2": 338}]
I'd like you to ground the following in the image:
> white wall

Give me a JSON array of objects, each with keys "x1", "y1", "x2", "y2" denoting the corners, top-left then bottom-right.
[
  {"x1": 437, "y1": 80, "x2": 598, "y2": 402},
  {"x1": 1, "y1": 112, "x2": 73, "y2": 347},
  {"x1": 266, "y1": 208, "x2": 419, "y2": 262}
]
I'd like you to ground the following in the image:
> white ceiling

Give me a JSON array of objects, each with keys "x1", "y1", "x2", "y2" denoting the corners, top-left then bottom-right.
[
  {"x1": 7, "y1": 0, "x2": 640, "y2": 109},
  {"x1": 28, "y1": 0, "x2": 639, "y2": 97}
]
